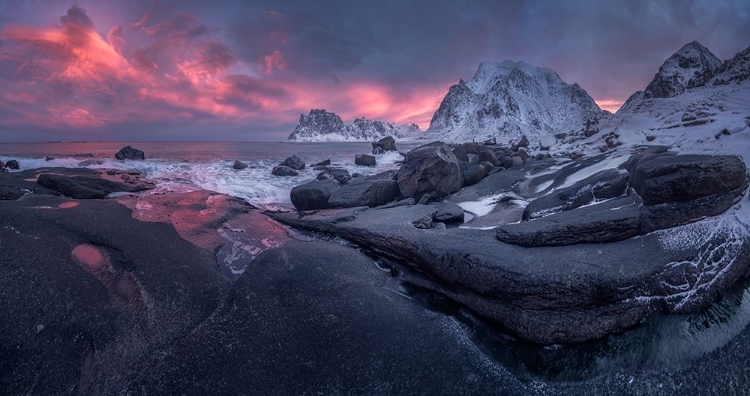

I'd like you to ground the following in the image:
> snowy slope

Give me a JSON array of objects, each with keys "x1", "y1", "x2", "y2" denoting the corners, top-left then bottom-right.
[
  {"x1": 577, "y1": 43, "x2": 750, "y2": 162},
  {"x1": 288, "y1": 109, "x2": 422, "y2": 142},
  {"x1": 425, "y1": 60, "x2": 608, "y2": 143}
]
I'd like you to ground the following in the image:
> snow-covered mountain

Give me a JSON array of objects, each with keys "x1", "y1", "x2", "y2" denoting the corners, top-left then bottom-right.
[
  {"x1": 589, "y1": 42, "x2": 750, "y2": 162},
  {"x1": 425, "y1": 60, "x2": 608, "y2": 142},
  {"x1": 288, "y1": 109, "x2": 422, "y2": 142},
  {"x1": 642, "y1": 41, "x2": 723, "y2": 99}
]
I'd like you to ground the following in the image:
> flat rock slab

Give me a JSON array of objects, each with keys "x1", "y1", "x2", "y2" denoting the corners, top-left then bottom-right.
[
  {"x1": 497, "y1": 196, "x2": 641, "y2": 246},
  {"x1": 272, "y1": 202, "x2": 750, "y2": 344},
  {"x1": 124, "y1": 241, "x2": 529, "y2": 395},
  {"x1": 0, "y1": 194, "x2": 226, "y2": 394}
]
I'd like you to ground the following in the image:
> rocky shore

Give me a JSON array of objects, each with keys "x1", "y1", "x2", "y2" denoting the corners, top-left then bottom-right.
[{"x1": 2, "y1": 141, "x2": 750, "y2": 395}]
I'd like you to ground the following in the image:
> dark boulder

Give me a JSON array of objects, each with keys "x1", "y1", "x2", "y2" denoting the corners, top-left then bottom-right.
[
  {"x1": 511, "y1": 135, "x2": 529, "y2": 151},
  {"x1": 516, "y1": 147, "x2": 530, "y2": 161},
  {"x1": 462, "y1": 143, "x2": 485, "y2": 155},
  {"x1": 6, "y1": 159, "x2": 19, "y2": 169},
  {"x1": 372, "y1": 136, "x2": 397, "y2": 154},
  {"x1": 459, "y1": 162, "x2": 487, "y2": 186},
  {"x1": 355, "y1": 154, "x2": 376, "y2": 167},
  {"x1": 523, "y1": 169, "x2": 631, "y2": 220},
  {"x1": 478, "y1": 149, "x2": 499, "y2": 166},
  {"x1": 328, "y1": 177, "x2": 401, "y2": 208},
  {"x1": 115, "y1": 146, "x2": 145, "y2": 160},
  {"x1": 452, "y1": 145, "x2": 469, "y2": 162},
  {"x1": 233, "y1": 160, "x2": 248, "y2": 170},
  {"x1": 429, "y1": 201, "x2": 465, "y2": 224},
  {"x1": 291, "y1": 179, "x2": 341, "y2": 211},
  {"x1": 511, "y1": 156, "x2": 523, "y2": 167},
  {"x1": 630, "y1": 154, "x2": 746, "y2": 205},
  {"x1": 314, "y1": 159, "x2": 331, "y2": 167},
  {"x1": 281, "y1": 155, "x2": 305, "y2": 170},
  {"x1": 498, "y1": 196, "x2": 642, "y2": 247},
  {"x1": 271, "y1": 166, "x2": 299, "y2": 177},
  {"x1": 316, "y1": 167, "x2": 351, "y2": 185},
  {"x1": 397, "y1": 142, "x2": 463, "y2": 201},
  {"x1": 37, "y1": 174, "x2": 149, "y2": 199},
  {"x1": 0, "y1": 186, "x2": 25, "y2": 200}
]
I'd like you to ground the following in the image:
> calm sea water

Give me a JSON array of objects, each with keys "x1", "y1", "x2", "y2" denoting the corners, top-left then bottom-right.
[{"x1": 0, "y1": 141, "x2": 420, "y2": 205}]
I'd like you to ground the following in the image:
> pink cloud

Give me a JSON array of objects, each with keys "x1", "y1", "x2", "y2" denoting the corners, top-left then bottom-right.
[
  {"x1": 0, "y1": 6, "x2": 445, "y2": 136},
  {"x1": 260, "y1": 50, "x2": 287, "y2": 75}
]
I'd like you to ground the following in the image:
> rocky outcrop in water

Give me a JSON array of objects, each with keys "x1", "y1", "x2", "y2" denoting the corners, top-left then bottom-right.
[{"x1": 115, "y1": 146, "x2": 145, "y2": 160}]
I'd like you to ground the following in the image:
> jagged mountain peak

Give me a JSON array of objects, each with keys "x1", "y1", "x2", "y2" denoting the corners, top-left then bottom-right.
[
  {"x1": 288, "y1": 109, "x2": 422, "y2": 142},
  {"x1": 427, "y1": 59, "x2": 606, "y2": 142},
  {"x1": 643, "y1": 40, "x2": 723, "y2": 99},
  {"x1": 712, "y1": 45, "x2": 750, "y2": 85}
]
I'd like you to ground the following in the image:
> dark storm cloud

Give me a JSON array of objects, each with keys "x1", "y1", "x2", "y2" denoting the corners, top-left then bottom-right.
[{"x1": 0, "y1": 0, "x2": 748, "y2": 140}]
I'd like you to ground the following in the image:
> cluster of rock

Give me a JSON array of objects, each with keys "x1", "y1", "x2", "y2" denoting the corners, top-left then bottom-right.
[
  {"x1": 290, "y1": 138, "x2": 544, "y2": 211},
  {"x1": 0, "y1": 159, "x2": 19, "y2": 172},
  {"x1": 272, "y1": 155, "x2": 305, "y2": 176},
  {"x1": 498, "y1": 148, "x2": 748, "y2": 247},
  {"x1": 280, "y1": 141, "x2": 750, "y2": 345}
]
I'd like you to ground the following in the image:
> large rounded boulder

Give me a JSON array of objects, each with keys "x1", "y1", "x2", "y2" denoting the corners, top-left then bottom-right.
[
  {"x1": 291, "y1": 179, "x2": 341, "y2": 211},
  {"x1": 396, "y1": 142, "x2": 463, "y2": 201}
]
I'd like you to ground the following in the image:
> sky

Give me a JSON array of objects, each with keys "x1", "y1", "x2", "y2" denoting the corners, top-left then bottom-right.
[{"x1": 0, "y1": 0, "x2": 748, "y2": 141}]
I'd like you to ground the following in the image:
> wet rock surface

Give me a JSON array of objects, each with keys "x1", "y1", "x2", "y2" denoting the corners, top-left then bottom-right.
[
  {"x1": 397, "y1": 142, "x2": 463, "y2": 201},
  {"x1": 115, "y1": 145, "x2": 145, "y2": 160},
  {"x1": 278, "y1": 147, "x2": 750, "y2": 345}
]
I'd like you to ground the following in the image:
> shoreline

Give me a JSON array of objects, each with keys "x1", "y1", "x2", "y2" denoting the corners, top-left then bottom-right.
[{"x1": 2, "y1": 139, "x2": 750, "y2": 394}]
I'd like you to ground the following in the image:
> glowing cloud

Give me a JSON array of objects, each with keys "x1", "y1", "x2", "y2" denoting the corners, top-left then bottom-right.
[{"x1": 0, "y1": 5, "x2": 443, "y2": 138}]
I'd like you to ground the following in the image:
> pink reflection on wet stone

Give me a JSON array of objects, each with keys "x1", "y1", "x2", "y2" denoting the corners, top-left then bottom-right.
[
  {"x1": 58, "y1": 201, "x2": 79, "y2": 209},
  {"x1": 72, "y1": 244, "x2": 106, "y2": 270}
]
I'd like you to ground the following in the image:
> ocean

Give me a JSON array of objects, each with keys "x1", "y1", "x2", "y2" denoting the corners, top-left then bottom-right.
[{"x1": 0, "y1": 141, "x2": 420, "y2": 206}]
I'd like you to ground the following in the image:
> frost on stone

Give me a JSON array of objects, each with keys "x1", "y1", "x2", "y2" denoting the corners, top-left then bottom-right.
[{"x1": 649, "y1": 213, "x2": 750, "y2": 312}]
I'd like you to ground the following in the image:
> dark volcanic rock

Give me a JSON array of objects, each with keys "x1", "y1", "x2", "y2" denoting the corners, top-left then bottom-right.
[
  {"x1": 272, "y1": 203, "x2": 750, "y2": 344},
  {"x1": 0, "y1": 195, "x2": 225, "y2": 395},
  {"x1": 5, "y1": 159, "x2": 19, "y2": 169},
  {"x1": 511, "y1": 135, "x2": 529, "y2": 151},
  {"x1": 281, "y1": 155, "x2": 305, "y2": 170},
  {"x1": 115, "y1": 146, "x2": 145, "y2": 160},
  {"x1": 314, "y1": 159, "x2": 331, "y2": 167},
  {"x1": 0, "y1": 186, "x2": 25, "y2": 200},
  {"x1": 291, "y1": 179, "x2": 341, "y2": 211},
  {"x1": 459, "y1": 161, "x2": 487, "y2": 186},
  {"x1": 355, "y1": 154, "x2": 376, "y2": 167},
  {"x1": 451, "y1": 145, "x2": 469, "y2": 162},
  {"x1": 316, "y1": 167, "x2": 351, "y2": 185},
  {"x1": 124, "y1": 241, "x2": 518, "y2": 395},
  {"x1": 429, "y1": 201, "x2": 465, "y2": 224},
  {"x1": 328, "y1": 177, "x2": 400, "y2": 208},
  {"x1": 498, "y1": 196, "x2": 642, "y2": 246},
  {"x1": 271, "y1": 165, "x2": 299, "y2": 177},
  {"x1": 37, "y1": 173, "x2": 149, "y2": 199},
  {"x1": 630, "y1": 154, "x2": 746, "y2": 205},
  {"x1": 233, "y1": 160, "x2": 248, "y2": 170},
  {"x1": 397, "y1": 142, "x2": 463, "y2": 201},
  {"x1": 523, "y1": 168, "x2": 630, "y2": 220},
  {"x1": 371, "y1": 136, "x2": 397, "y2": 154}
]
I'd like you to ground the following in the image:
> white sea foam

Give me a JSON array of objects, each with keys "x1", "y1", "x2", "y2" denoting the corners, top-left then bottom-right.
[{"x1": 2, "y1": 150, "x2": 405, "y2": 206}]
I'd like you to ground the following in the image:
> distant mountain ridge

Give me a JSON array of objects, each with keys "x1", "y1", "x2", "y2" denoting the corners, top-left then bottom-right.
[
  {"x1": 288, "y1": 109, "x2": 422, "y2": 142},
  {"x1": 598, "y1": 41, "x2": 750, "y2": 159},
  {"x1": 425, "y1": 60, "x2": 608, "y2": 142}
]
